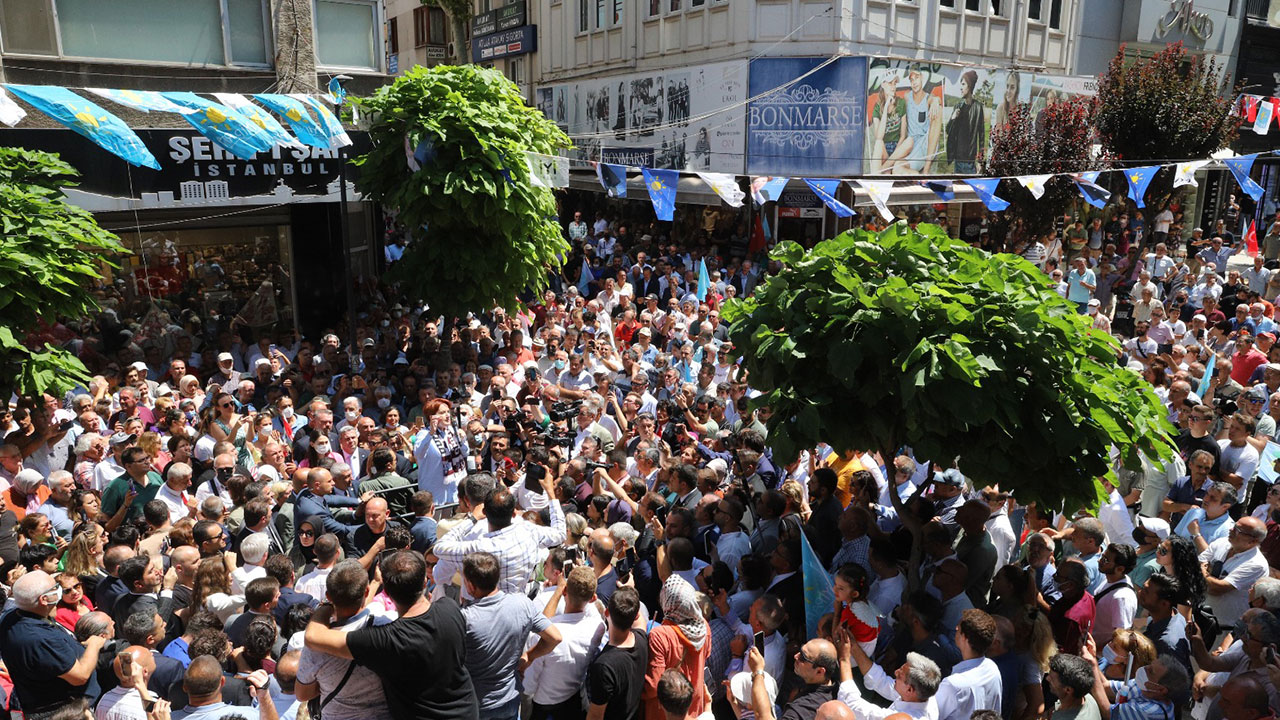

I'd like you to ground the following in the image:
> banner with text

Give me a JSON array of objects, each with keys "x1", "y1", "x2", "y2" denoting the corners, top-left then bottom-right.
[{"x1": 746, "y1": 57, "x2": 867, "y2": 177}]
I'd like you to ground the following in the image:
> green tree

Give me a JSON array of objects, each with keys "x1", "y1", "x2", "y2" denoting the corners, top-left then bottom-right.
[
  {"x1": 1093, "y1": 43, "x2": 1237, "y2": 249},
  {"x1": 985, "y1": 97, "x2": 1110, "y2": 236},
  {"x1": 721, "y1": 224, "x2": 1174, "y2": 511},
  {"x1": 423, "y1": 0, "x2": 474, "y2": 65},
  {"x1": 354, "y1": 64, "x2": 570, "y2": 320},
  {"x1": 0, "y1": 147, "x2": 125, "y2": 397}
]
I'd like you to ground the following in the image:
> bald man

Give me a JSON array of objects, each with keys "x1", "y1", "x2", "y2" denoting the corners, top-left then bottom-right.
[
  {"x1": 95, "y1": 645, "x2": 157, "y2": 720},
  {"x1": 816, "y1": 701, "x2": 856, "y2": 720},
  {"x1": 1218, "y1": 675, "x2": 1273, "y2": 720},
  {"x1": 175, "y1": 655, "x2": 276, "y2": 720},
  {"x1": 748, "y1": 638, "x2": 839, "y2": 720},
  {"x1": 353, "y1": 496, "x2": 398, "y2": 556}
]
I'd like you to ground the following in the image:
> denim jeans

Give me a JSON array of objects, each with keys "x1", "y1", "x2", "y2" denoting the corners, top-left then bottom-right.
[{"x1": 480, "y1": 696, "x2": 522, "y2": 720}]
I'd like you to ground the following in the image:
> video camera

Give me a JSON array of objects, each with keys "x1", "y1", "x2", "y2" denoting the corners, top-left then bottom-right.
[{"x1": 548, "y1": 399, "x2": 583, "y2": 423}]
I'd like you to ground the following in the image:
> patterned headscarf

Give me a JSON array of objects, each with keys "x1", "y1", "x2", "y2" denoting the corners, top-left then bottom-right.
[{"x1": 660, "y1": 574, "x2": 707, "y2": 650}]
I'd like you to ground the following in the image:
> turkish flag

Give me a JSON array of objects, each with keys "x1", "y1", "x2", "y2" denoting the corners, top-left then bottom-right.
[{"x1": 1246, "y1": 219, "x2": 1259, "y2": 257}]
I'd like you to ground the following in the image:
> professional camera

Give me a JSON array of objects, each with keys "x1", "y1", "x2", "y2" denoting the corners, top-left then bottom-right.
[
  {"x1": 1212, "y1": 394, "x2": 1237, "y2": 417},
  {"x1": 536, "y1": 429, "x2": 575, "y2": 448},
  {"x1": 548, "y1": 399, "x2": 583, "y2": 423}
]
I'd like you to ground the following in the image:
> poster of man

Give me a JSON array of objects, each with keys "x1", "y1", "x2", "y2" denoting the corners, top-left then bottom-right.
[
  {"x1": 864, "y1": 60, "x2": 944, "y2": 175},
  {"x1": 944, "y1": 69, "x2": 987, "y2": 174}
]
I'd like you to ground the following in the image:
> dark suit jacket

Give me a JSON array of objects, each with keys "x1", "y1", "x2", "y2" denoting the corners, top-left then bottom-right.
[
  {"x1": 112, "y1": 591, "x2": 180, "y2": 644},
  {"x1": 273, "y1": 585, "x2": 317, "y2": 626},
  {"x1": 768, "y1": 572, "x2": 806, "y2": 640},
  {"x1": 676, "y1": 488, "x2": 703, "y2": 511},
  {"x1": 95, "y1": 575, "x2": 127, "y2": 617}
]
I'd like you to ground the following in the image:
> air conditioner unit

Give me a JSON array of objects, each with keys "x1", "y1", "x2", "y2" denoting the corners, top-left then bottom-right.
[{"x1": 447, "y1": 42, "x2": 456, "y2": 58}]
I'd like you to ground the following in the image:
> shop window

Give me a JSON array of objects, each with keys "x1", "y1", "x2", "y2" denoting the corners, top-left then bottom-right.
[
  {"x1": 314, "y1": 0, "x2": 379, "y2": 70},
  {"x1": 0, "y1": 0, "x2": 58, "y2": 55}
]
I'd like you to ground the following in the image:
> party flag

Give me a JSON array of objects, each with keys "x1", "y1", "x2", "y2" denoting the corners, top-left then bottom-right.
[
  {"x1": 161, "y1": 91, "x2": 273, "y2": 160},
  {"x1": 1246, "y1": 95, "x2": 1260, "y2": 122},
  {"x1": 577, "y1": 257, "x2": 594, "y2": 294},
  {"x1": 804, "y1": 178, "x2": 856, "y2": 218},
  {"x1": 751, "y1": 176, "x2": 789, "y2": 206},
  {"x1": 697, "y1": 258, "x2": 710, "y2": 301},
  {"x1": 406, "y1": 134, "x2": 437, "y2": 172},
  {"x1": 1247, "y1": 220, "x2": 1259, "y2": 258},
  {"x1": 641, "y1": 167, "x2": 678, "y2": 221},
  {"x1": 211, "y1": 93, "x2": 303, "y2": 149},
  {"x1": 920, "y1": 179, "x2": 955, "y2": 201},
  {"x1": 1017, "y1": 174, "x2": 1053, "y2": 200},
  {"x1": 963, "y1": 178, "x2": 1009, "y2": 211},
  {"x1": 1174, "y1": 160, "x2": 1210, "y2": 188},
  {"x1": 5, "y1": 85, "x2": 159, "y2": 169},
  {"x1": 695, "y1": 172, "x2": 745, "y2": 207},
  {"x1": 1124, "y1": 166, "x2": 1160, "y2": 208},
  {"x1": 1256, "y1": 99, "x2": 1275, "y2": 135},
  {"x1": 748, "y1": 213, "x2": 769, "y2": 255},
  {"x1": 291, "y1": 93, "x2": 352, "y2": 148},
  {"x1": 0, "y1": 86, "x2": 26, "y2": 126},
  {"x1": 856, "y1": 179, "x2": 896, "y2": 222},
  {"x1": 85, "y1": 88, "x2": 185, "y2": 114},
  {"x1": 253, "y1": 93, "x2": 332, "y2": 149},
  {"x1": 1072, "y1": 171, "x2": 1112, "y2": 209},
  {"x1": 1224, "y1": 153, "x2": 1266, "y2": 202},
  {"x1": 595, "y1": 162, "x2": 627, "y2": 198},
  {"x1": 1199, "y1": 354, "x2": 1215, "y2": 397},
  {"x1": 526, "y1": 151, "x2": 569, "y2": 188},
  {"x1": 326, "y1": 77, "x2": 347, "y2": 106},
  {"x1": 800, "y1": 529, "x2": 835, "y2": 641}
]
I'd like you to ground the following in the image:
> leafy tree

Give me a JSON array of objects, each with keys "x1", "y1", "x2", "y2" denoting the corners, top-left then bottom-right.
[
  {"x1": 721, "y1": 224, "x2": 1174, "y2": 511},
  {"x1": 0, "y1": 147, "x2": 125, "y2": 397},
  {"x1": 354, "y1": 64, "x2": 570, "y2": 320},
  {"x1": 423, "y1": 0, "x2": 474, "y2": 65},
  {"x1": 1093, "y1": 43, "x2": 1237, "y2": 249},
  {"x1": 985, "y1": 97, "x2": 1110, "y2": 236}
]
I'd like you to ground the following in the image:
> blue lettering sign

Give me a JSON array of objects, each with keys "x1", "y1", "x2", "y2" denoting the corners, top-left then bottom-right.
[{"x1": 747, "y1": 57, "x2": 866, "y2": 176}]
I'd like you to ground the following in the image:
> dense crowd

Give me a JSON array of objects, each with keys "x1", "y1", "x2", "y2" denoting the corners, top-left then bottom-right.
[{"x1": 2, "y1": 200, "x2": 1280, "y2": 720}]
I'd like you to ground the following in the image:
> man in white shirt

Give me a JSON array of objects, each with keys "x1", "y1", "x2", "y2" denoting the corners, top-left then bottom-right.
[
  {"x1": 295, "y1": 533, "x2": 343, "y2": 599},
  {"x1": 981, "y1": 488, "x2": 1017, "y2": 567},
  {"x1": 837, "y1": 625, "x2": 938, "y2": 720},
  {"x1": 524, "y1": 567, "x2": 607, "y2": 718},
  {"x1": 1243, "y1": 255, "x2": 1272, "y2": 296},
  {"x1": 930, "y1": 609, "x2": 1003, "y2": 720},
  {"x1": 1092, "y1": 544, "x2": 1138, "y2": 646},
  {"x1": 155, "y1": 462, "x2": 197, "y2": 525},
  {"x1": 1198, "y1": 516, "x2": 1270, "y2": 624}
]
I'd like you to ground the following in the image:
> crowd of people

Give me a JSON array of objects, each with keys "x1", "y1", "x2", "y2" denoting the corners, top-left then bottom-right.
[{"x1": 2, "y1": 200, "x2": 1280, "y2": 720}]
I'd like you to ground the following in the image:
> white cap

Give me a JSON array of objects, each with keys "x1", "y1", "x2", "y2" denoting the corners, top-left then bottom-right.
[
  {"x1": 729, "y1": 672, "x2": 777, "y2": 707},
  {"x1": 130, "y1": 361, "x2": 148, "y2": 373},
  {"x1": 217, "y1": 352, "x2": 234, "y2": 363}
]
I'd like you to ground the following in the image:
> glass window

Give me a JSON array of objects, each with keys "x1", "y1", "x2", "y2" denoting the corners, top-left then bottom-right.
[
  {"x1": 428, "y1": 7, "x2": 446, "y2": 44},
  {"x1": 57, "y1": 0, "x2": 224, "y2": 64},
  {"x1": 692, "y1": 0, "x2": 705, "y2": 6},
  {"x1": 613, "y1": 0, "x2": 623, "y2": 23},
  {"x1": 670, "y1": 0, "x2": 681, "y2": 11},
  {"x1": 413, "y1": 6, "x2": 427, "y2": 46},
  {"x1": 388, "y1": 16, "x2": 399, "y2": 54},
  {"x1": 228, "y1": 0, "x2": 269, "y2": 65},
  {"x1": 1028, "y1": 0, "x2": 1041, "y2": 19},
  {"x1": 965, "y1": 0, "x2": 980, "y2": 11},
  {"x1": 1049, "y1": 0, "x2": 1062, "y2": 28},
  {"x1": 596, "y1": 0, "x2": 605, "y2": 28},
  {"x1": 649, "y1": 0, "x2": 661, "y2": 16},
  {"x1": 314, "y1": 0, "x2": 378, "y2": 69},
  {"x1": 940, "y1": 0, "x2": 955, "y2": 7},
  {"x1": 507, "y1": 57, "x2": 524, "y2": 85},
  {"x1": 579, "y1": 0, "x2": 589, "y2": 31},
  {"x1": 0, "y1": 0, "x2": 58, "y2": 55}
]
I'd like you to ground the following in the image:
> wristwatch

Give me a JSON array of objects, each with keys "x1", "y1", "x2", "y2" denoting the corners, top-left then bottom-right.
[{"x1": 752, "y1": 670, "x2": 766, "y2": 678}]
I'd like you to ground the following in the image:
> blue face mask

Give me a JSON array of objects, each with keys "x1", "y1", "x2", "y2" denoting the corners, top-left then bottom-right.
[{"x1": 555, "y1": 360, "x2": 566, "y2": 371}]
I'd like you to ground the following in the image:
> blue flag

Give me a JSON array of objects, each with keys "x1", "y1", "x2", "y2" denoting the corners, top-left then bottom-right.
[
  {"x1": 1073, "y1": 171, "x2": 1112, "y2": 209},
  {"x1": 326, "y1": 77, "x2": 347, "y2": 106},
  {"x1": 1224, "y1": 153, "x2": 1266, "y2": 202},
  {"x1": 642, "y1": 167, "x2": 678, "y2": 221},
  {"x1": 577, "y1": 257, "x2": 594, "y2": 295},
  {"x1": 253, "y1": 93, "x2": 332, "y2": 149},
  {"x1": 1198, "y1": 353, "x2": 1215, "y2": 397},
  {"x1": 920, "y1": 179, "x2": 955, "y2": 201},
  {"x1": 803, "y1": 178, "x2": 856, "y2": 218},
  {"x1": 799, "y1": 530, "x2": 835, "y2": 641},
  {"x1": 5, "y1": 85, "x2": 159, "y2": 169},
  {"x1": 1124, "y1": 165, "x2": 1160, "y2": 208},
  {"x1": 751, "y1": 176, "x2": 789, "y2": 206},
  {"x1": 697, "y1": 259, "x2": 710, "y2": 301},
  {"x1": 596, "y1": 162, "x2": 627, "y2": 197},
  {"x1": 963, "y1": 178, "x2": 1010, "y2": 211},
  {"x1": 162, "y1": 92, "x2": 273, "y2": 160},
  {"x1": 85, "y1": 88, "x2": 185, "y2": 114},
  {"x1": 295, "y1": 94, "x2": 352, "y2": 148}
]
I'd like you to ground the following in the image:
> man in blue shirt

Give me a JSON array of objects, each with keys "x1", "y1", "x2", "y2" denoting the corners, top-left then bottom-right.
[
  {"x1": 1196, "y1": 236, "x2": 1235, "y2": 276},
  {"x1": 409, "y1": 490, "x2": 438, "y2": 553},
  {"x1": 1066, "y1": 257, "x2": 1097, "y2": 313},
  {"x1": 1162, "y1": 449, "x2": 1216, "y2": 526},
  {"x1": 173, "y1": 656, "x2": 276, "y2": 720}
]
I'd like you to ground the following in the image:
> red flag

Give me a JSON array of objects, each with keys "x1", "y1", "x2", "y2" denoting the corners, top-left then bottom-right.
[
  {"x1": 1248, "y1": 96, "x2": 1260, "y2": 122},
  {"x1": 1247, "y1": 220, "x2": 1259, "y2": 257},
  {"x1": 748, "y1": 214, "x2": 768, "y2": 255}
]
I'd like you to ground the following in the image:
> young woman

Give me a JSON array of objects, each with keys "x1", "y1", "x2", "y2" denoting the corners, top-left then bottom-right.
[{"x1": 53, "y1": 572, "x2": 95, "y2": 633}]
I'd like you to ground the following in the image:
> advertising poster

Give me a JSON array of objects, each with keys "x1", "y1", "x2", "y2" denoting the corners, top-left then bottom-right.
[
  {"x1": 536, "y1": 60, "x2": 747, "y2": 173},
  {"x1": 746, "y1": 56, "x2": 867, "y2": 177},
  {"x1": 863, "y1": 59, "x2": 1089, "y2": 176}
]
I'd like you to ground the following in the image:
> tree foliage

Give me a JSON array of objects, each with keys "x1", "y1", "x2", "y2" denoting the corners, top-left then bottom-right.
[
  {"x1": 985, "y1": 97, "x2": 1109, "y2": 235},
  {"x1": 0, "y1": 147, "x2": 125, "y2": 396},
  {"x1": 354, "y1": 64, "x2": 570, "y2": 320},
  {"x1": 721, "y1": 224, "x2": 1175, "y2": 512}
]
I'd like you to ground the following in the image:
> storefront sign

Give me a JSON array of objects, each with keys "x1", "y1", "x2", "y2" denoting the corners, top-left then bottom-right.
[
  {"x1": 747, "y1": 57, "x2": 867, "y2": 176},
  {"x1": 601, "y1": 147, "x2": 655, "y2": 167},
  {"x1": 473, "y1": 24, "x2": 537, "y2": 62},
  {"x1": 1156, "y1": 0, "x2": 1214, "y2": 41},
  {"x1": 424, "y1": 45, "x2": 448, "y2": 59},
  {"x1": 777, "y1": 189, "x2": 823, "y2": 218},
  {"x1": 474, "y1": 1, "x2": 527, "y2": 36}
]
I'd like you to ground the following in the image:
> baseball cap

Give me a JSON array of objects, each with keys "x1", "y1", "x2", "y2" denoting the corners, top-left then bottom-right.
[
  {"x1": 1261, "y1": 332, "x2": 1277, "y2": 343},
  {"x1": 1087, "y1": 299, "x2": 1100, "y2": 314},
  {"x1": 933, "y1": 468, "x2": 964, "y2": 487},
  {"x1": 1245, "y1": 386, "x2": 1268, "y2": 402},
  {"x1": 730, "y1": 672, "x2": 777, "y2": 707},
  {"x1": 638, "y1": 327, "x2": 652, "y2": 336},
  {"x1": 1132, "y1": 516, "x2": 1170, "y2": 544},
  {"x1": 217, "y1": 352, "x2": 234, "y2": 363},
  {"x1": 109, "y1": 431, "x2": 137, "y2": 446},
  {"x1": 130, "y1": 361, "x2": 148, "y2": 373}
]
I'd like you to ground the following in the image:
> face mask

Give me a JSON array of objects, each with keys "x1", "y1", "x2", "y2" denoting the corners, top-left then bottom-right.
[
  {"x1": 555, "y1": 360, "x2": 566, "y2": 371},
  {"x1": 281, "y1": 407, "x2": 295, "y2": 420},
  {"x1": 184, "y1": 410, "x2": 197, "y2": 422},
  {"x1": 314, "y1": 442, "x2": 331, "y2": 455},
  {"x1": 381, "y1": 319, "x2": 391, "y2": 328},
  {"x1": 41, "y1": 585, "x2": 63, "y2": 604},
  {"x1": 1133, "y1": 667, "x2": 1150, "y2": 692},
  {"x1": 345, "y1": 410, "x2": 360, "y2": 423},
  {"x1": 377, "y1": 398, "x2": 391, "y2": 409},
  {"x1": 1101, "y1": 645, "x2": 1118, "y2": 666}
]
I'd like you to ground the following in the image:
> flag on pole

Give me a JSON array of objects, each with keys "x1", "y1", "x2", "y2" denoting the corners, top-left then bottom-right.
[
  {"x1": 5, "y1": 85, "x2": 159, "y2": 169},
  {"x1": 291, "y1": 94, "x2": 353, "y2": 148},
  {"x1": 1017, "y1": 174, "x2": 1053, "y2": 199},
  {"x1": 326, "y1": 76, "x2": 347, "y2": 106},
  {"x1": 1072, "y1": 172, "x2": 1112, "y2": 209},
  {"x1": 526, "y1": 151, "x2": 569, "y2": 188},
  {"x1": 695, "y1": 172, "x2": 746, "y2": 207},
  {"x1": 697, "y1": 259, "x2": 710, "y2": 301},
  {"x1": 1246, "y1": 95, "x2": 1260, "y2": 122},
  {"x1": 751, "y1": 176, "x2": 789, "y2": 206},
  {"x1": 1224, "y1": 153, "x2": 1266, "y2": 202},
  {"x1": 1246, "y1": 220, "x2": 1259, "y2": 257},
  {"x1": 1174, "y1": 160, "x2": 1210, "y2": 188},
  {"x1": 919, "y1": 179, "x2": 955, "y2": 201},
  {"x1": 85, "y1": 88, "x2": 186, "y2": 114},
  {"x1": 641, "y1": 167, "x2": 679, "y2": 221},
  {"x1": 1255, "y1": 99, "x2": 1275, "y2": 135},
  {"x1": 749, "y1": 214, "x2": 769, "y2": 256},
  {"x1": 595, "y1": 162, "x2": 628, "y2": 197},
  {"x1": 799, "y1": 530, "x2": 835, "y2": 641},
  {"x1": 0, "y1": 86, "x2": 26, "y2": 126},
  {"x1": 963, "y1": 178, "x2": 1010, "y2": 211},
  {"x1": 162, "y1": 91, "x2": 274, "y2": 160},
  {"x1": 1199, "y1": 354, "x2": 1215, "y2": 397},
  {"x1": 577, "y1": 257, "x2": 594, "y2": 295},
  {"x1": 856, "y1": 180, "x2": 896, "y2": 222},
  {"x1": 1124, "y1": 166, "x2": 1160, "y2": 208},
  {"x1": 804, "y1": 179, "x2": 856, "y2": 218}
]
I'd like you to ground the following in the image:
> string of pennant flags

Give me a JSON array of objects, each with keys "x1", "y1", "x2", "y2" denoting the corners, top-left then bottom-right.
[{"x1": 0, "y1": 78, "x2": 352, "y2": 169}]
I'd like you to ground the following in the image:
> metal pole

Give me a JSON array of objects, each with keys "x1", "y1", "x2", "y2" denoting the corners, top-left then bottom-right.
[{"x1": 338, "y1": 146, "x2": 358, "y2": 372}]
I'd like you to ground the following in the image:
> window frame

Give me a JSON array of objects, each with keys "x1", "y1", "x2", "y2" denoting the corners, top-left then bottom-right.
[
  {"x1": 311, "y1": 0, "x2": 383, "y2": 72},
  {"x1": 413, "y1": 5, "x2": 427, "y2": 47},
  {"x1": 388, "y1": 15, "x2": 398, "y2": 54},
  {"x1": 427, "y1": 6, "x2": 446, "y2": 46},
  {"x1": 221, "y1": 0, "x2": 274, "y2": 67}
]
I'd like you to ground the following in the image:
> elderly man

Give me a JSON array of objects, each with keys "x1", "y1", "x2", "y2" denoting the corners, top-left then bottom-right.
[
  {"x1": 155, "y1": 461, "x2": 198, "y2": 525},
  {"x1": 37, "y1": 470, "x2": 77, "y2": 539},
  {"x1": 1199, "y1": 516, "x2": 1271, "y2": 624},
  {"x1": 0, "y1": 570, "x2": 108, "y2": 716},
  {"x1": 836, "y1": 625, "x2": 938, "y2": 720}
]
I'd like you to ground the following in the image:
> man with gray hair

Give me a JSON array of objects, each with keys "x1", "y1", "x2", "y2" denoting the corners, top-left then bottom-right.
[
  {"x1": 1199, "y1": 516, "x2": 1270, "y2": 623},
  {"x1": 835, "y1": 624, "x2": 937, "y2": 719},
  {"x1": 1248, "y1": 576, "x2": 1280, "y2": 611},
  {"x1": 0, "y1": 570, "x2": 109, "y2": 714},
  {"x1": 155, "y1": 461, "x2": 197, "y2": 525},
  {"x1": 572, "y1": 395, "x2": 615, "y2": 455},
  {"x1": 37, "y1": 469, "x2": 77, "y2": 539}
]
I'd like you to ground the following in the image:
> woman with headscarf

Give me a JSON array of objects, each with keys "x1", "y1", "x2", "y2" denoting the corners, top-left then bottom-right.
[
  {"x1": 643, "y1": 575, "x2": 711, "y2": 720},
  {"x1": 292, "y1": 515, "x2": 322, "y2": 574}
]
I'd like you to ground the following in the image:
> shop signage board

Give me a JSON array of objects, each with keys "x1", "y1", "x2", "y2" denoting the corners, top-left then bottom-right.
[
  {"x1": 472, "y1": 24, "x2": 537, "y2": 62},
  {"x1": 746, "y1": 57, "x2": 867, "y2": 177},
  {"x1": 473, "y1": 1, "x2": 526, "y2": 37}
]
